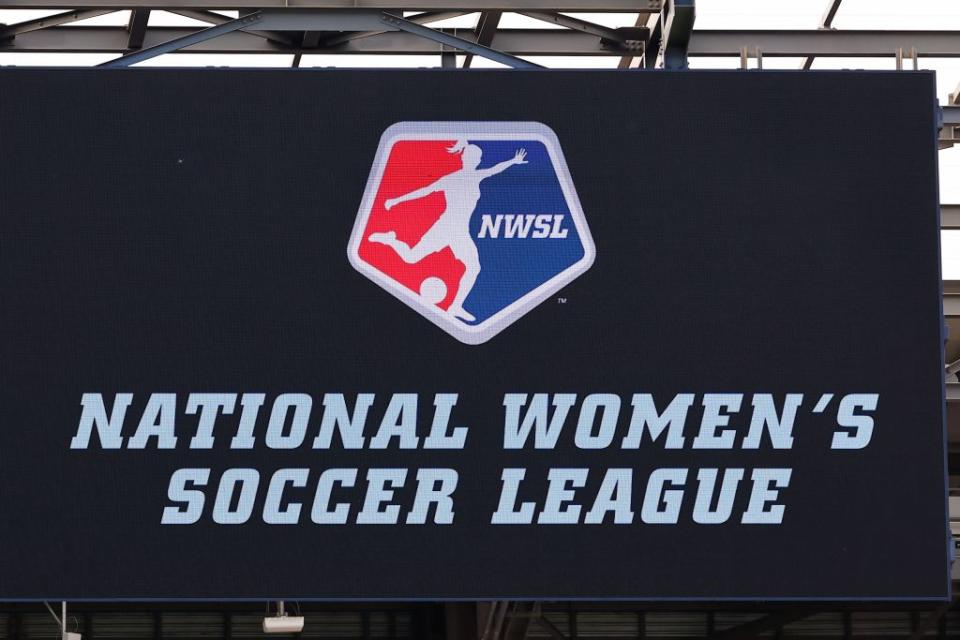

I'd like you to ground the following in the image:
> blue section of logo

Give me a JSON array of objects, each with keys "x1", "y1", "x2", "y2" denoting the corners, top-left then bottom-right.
[{"x1": 463, "y1": 139, "x2": 585, "y2": 324}]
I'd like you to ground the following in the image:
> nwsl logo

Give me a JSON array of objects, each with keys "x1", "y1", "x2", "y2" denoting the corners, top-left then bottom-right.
[{"x1": 348, "y1": 122, "x2": 594, "y2": 345}]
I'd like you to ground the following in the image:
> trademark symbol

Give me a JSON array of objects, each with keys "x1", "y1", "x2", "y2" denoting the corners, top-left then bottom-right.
[{"x1": 558, "y1": 298, "x2": 567, "y2": 304}]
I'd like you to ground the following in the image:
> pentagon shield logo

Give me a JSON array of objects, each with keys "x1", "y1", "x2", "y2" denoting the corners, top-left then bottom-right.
[{"x1": 349, "y1": 122, "x2": 595, "y2": 344}]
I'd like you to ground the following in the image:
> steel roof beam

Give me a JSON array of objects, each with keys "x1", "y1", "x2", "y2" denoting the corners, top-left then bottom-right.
[
  {"x1": 0, "y1": 0, "x2": 661, "y2": 9},
  {"x1": 320, "y1": 10, "x2": 471, "y2": 46},
  {"x1": 944, "y1": 205, "x2": 960, "y2": 230},
  {"x1": 7, "y1": 26, "x2": 960, "y2": 59},
  {"x1": 0, "y1": 26, "x2": 627, "y2": 54},
  {"x1": 380, "y1": 11, "x2": 540, "y2": 68},
  {"x1": 0, "y1": 8, "x2": 115, "y2": 39},
  {"x1": 165, "y1": 7, "x2": 298, "y2": 47},
  {"x1": 690, "y1": 30, "x2": 960, "y2": 58},
  {"x1": 98, "y1": 10, "x2": 262, "y2": 66},
  {"x1": 163, "y1": 7, "x2": 238, "y2": 23},
  {"x1": 517, "y1": 10, "x2": 625, "y2": 43}
]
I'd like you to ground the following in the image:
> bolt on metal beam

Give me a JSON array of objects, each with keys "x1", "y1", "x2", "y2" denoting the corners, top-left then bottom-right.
[
  {"x1": 323, "y1": 10, "x2": 470, "y2": 47},
  {"x1": 379, "y1": 11, "x2": 542, "y2": 68},
  {"x1": 0, "y1": 0, "x2": 660, "y2": 8},
  {"x1": 164, "y1": 8, "x2": 296, "y2": 47},
  {"x1": 0, "y1": 27, "x2": 626, "y2": 55},
  {"x1": 517, "y1": 10, "x2": 625, "y2": 43},
  {"x1": 98, "y1": 11, "x2": 263, "y2": 67},
  {"x1": 0, "y1": 8, "x2": 116, "y2": 40},
  {"x1": 657, "y1": 0, "x2": 696, "y2": 70}
]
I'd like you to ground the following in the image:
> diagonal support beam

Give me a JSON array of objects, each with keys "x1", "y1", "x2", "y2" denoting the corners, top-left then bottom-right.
[
  {"x1": 0, "y1": 8, "x2": 115, "y2": 40},
  {"x1": 322, "y1": 10, "x2": 469, "y2": 47},
  {"x1": 380, "y1": 12, "x2": 541, "y2": 68},
  {"x1": 164, "y1": 8, "x2": 238, "y2": 24},
  {"x1": 802, "y1": 0, "x2": 843, "y2": 69},
  {"x1": 463, "y1": 10, "x2": 500, "y2": 68},
  {"x1": 519, "y1": 10, "x2": 646, "y2": 62},
  {"x1": 126, "y1": 8, "x2": 150, "y2": 49},
  {"x1": 98, "y1": 11, "x2": 262, "y2": 67},
  {"x1": 518, "y1": 10, "x2": 624, "y2": 42},
  {"x1": 165, "y1": 7, "x2": 296, "y2": 47},
  {"x1": 0, "y1": 27, "x2": 650, "y2": 55}
]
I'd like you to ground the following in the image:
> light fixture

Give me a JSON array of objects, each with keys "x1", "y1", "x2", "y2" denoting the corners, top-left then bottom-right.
[{"x1": 263, "y1": 601, "x2": 304, "y2": 634}]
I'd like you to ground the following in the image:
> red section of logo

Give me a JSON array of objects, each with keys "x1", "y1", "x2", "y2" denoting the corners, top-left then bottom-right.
[{"x1": 357, "y1": 140, "x2": 465, "y2": 311}]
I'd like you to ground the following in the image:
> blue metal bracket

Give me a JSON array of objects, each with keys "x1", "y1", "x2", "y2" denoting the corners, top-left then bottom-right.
[{"x1": 657, "y1": 0, "x2": 695, "y2": 70}]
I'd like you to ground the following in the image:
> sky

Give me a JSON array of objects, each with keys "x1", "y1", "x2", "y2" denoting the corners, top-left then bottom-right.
[{"x1": 0, "y1": 0, "x2": 957, "y2": 277}]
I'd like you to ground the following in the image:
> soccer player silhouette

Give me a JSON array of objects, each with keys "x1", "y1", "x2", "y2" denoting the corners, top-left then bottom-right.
[{"x1": 368, "y1": 141, "x2": 528, "y2": 323}]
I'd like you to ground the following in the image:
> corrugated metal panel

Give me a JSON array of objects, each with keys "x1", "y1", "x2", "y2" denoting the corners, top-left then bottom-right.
[
  {"x1": 576, "y1": 612, "x2": 641, "y2": 637},
  {"x1": 783, "y1": 612, "x2": 844, "y2": 636},
  {"x1": 230, "y1": 613, "x2": 269, "y2": 638},
  {"x1": 4, "y1": 607, "x2": 959, "y2": 639},
  {"x1": 19, "y1": 613, "x2": 59, "y2": 639},
  {"x1": 92, "y1": 611, "x2": 154, "y2": 638},
  {"x1": 301, "y1": 612, "x2": 364, "y2": 638},
  {"x1": 645, "y1": 612, "x2": 708, "y2": 637},
  {"x1": 161, "y1": 612, "x2": 224, "y2": 638},
  {"x1": 713, "y1": 613, "x2": 773, "y2": 636},
  {"x1": 852, "y1": 612, "x2": 912, "y2": 636}
]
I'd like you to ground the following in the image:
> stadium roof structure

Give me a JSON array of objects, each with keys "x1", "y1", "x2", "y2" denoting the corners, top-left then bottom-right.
[
  {"x1": 0, "y1": 0, "x2": 957, "y2": 73},
  {"x1": 0, "y1": 0, "x2": 958, "y2": 447}
]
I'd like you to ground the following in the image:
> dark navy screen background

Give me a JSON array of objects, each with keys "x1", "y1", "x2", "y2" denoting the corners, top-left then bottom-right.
[
  {"x1": 0, "y1": 69, "x2": 947, "y2": 601},
  {"x1": 467, "y1": 139, "x2": 583, "y2": 323}
]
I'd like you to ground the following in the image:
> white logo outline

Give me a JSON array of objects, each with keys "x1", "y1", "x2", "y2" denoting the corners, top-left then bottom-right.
[{"x1": 348, "y1": 121, "x2": 595, "y2": 345}]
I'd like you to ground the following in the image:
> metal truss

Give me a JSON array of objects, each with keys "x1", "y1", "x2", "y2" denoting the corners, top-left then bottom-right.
[
  {"x1": 6, "y1": 25, "x2": 960, "y2": 60},
  {"x1": 0, "y1": 2, "x2": 959, "y2": 63},
  {"x1": 0, "y1": 0, "x2": 662, "y2": 7},
  {"x1": 690, "y1": 30, "x2": 960, "y2": 58}
]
